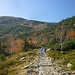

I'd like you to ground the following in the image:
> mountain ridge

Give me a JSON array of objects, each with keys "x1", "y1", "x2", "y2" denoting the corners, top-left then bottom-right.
[{"x1": 0, "y1": 16, "x2": 56, "y2": 37}]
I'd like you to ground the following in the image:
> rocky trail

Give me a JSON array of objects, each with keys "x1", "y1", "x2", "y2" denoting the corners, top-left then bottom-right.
[
  {"x1": 26, "y1": 50, "x2": 75, "y2": 75},
  {"x1": 13, "y1": 49, "x2": 75, "y2": 75}
]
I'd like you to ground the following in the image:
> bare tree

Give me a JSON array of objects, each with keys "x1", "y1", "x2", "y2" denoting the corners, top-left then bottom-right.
[{"x1": 56, "y1": 23, "x2": 66, "y2": 59}]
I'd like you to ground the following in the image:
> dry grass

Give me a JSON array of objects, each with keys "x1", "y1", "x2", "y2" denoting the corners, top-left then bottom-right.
[{"x1": 0, "y1": 49, "x2": 37, "y2": 75}]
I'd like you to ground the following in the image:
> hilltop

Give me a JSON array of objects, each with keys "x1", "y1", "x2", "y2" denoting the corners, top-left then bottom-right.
[{"x1": 0, "y1": 16, "x2": 56, "y2": 38}]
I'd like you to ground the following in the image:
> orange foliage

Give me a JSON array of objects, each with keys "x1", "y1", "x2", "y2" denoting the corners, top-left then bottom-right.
[
  {"x1": 66, "y1": 30, "x2": 75, "y2": 39},
  {"x1": 5, "y1": 39, "x2": 24, "y2": 54}
]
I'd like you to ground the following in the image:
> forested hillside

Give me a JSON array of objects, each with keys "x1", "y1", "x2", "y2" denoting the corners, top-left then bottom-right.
[
  {"x1": 0, "y1": 16, "x2": 56, "y2": 37},
  {"x1": 0, "y1": 16, "x2": 75, "y2": 75},
  {"x1": 0, "y1": 16, "x2": 75, "y2": 51}
]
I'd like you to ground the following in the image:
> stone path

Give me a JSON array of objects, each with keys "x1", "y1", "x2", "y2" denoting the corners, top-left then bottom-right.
[
  {"x1": 26, "y1": 50, "x2": 74, "y2": 75},
  {"x1": 32, "y1": 53, "x2": 73, "y2": 75}
]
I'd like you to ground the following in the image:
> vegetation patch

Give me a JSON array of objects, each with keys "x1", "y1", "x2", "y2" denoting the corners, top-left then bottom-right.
[
  {"x1": 47, "y1": 50, "x2": 62, "y2": 59},
  {"x1": 62, "y1": 50, "x2": 75, "y2": 70}
]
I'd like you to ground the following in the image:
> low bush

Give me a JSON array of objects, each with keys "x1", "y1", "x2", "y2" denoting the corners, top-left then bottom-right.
[
  {"x1": 62, "y1": 50, "x2": 75, "y2": 70},
  {"x1": 47, "y1": 50, "x2": 62, "y2": 59},
  {"x1": 0, "y1": 53, "x2": 5, "y2": 61},
  {"x1": 0, "y1": 62, "x2": 5, "y2": 69},
  {"x1": 70, "y1": 59, "x2": 75, "y2": 70},
  {"x1": 0, "y1": 68, "x2": 8, "y2": 75},
  {"x1": 62, "y1": 58, "x2": 70, "y2": 65},
  {"x1": 0, "y1": 59, "x2": 17, "y2": 70}
]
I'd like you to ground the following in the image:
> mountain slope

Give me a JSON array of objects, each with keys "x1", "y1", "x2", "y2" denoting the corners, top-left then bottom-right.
[
  {"x1": 0, "y1": 16, "x2": 25, "y2": 24},
  {"x1": 0, "y1": 16, "x2": 75, "y2": 47},
  {"x1": 0, "y1": 16, "x2": 56, "y2": 38}
]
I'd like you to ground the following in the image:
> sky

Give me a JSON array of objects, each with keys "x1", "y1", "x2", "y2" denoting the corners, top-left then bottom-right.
[{"x1": 0, "y1": 0, "x2": 75, "y2": 22}]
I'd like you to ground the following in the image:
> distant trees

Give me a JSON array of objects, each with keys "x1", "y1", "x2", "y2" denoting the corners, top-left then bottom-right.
[
  {"x1": 5, "y1": 35, "x2": 24, "y2": 54},
  {"x1": 0, "y1": 53, "x2": 5, "y2": 61},
  {"x1": 66, "y1": 30, "x2": 75, "y2": 39},
  {"x1": 23, "y1": 38, "x2": 29, "y2": 52},
  {"x1": 0, "y1": 34, "x2": 39, "y2": 55},
  {"x1": 0, "y1": 16, "x2": 75, "y2": 54},
  {"x1": 0, "y1": 39, "x2": 5, "y2": 61}
]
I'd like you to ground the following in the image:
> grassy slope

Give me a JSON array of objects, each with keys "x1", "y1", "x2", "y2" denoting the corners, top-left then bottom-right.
[
  {"x1": 47, "y1": 49, "x2": 75, "y2": 70},
  {"x1": 0, "y1": 49, "x2": 38, "y2": 75}
]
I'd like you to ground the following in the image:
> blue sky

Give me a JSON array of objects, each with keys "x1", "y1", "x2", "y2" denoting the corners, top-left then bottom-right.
[{"x1": 0, "y1": 0, "x2": 75, "y2": 22}]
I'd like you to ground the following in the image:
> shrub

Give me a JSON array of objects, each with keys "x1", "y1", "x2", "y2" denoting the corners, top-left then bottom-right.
[
  {"x1": 62, "y1": 59, "x2": 70, "y2": 65},
  {"x1": 0, "y1": 68, "x2": 8, "y2": 75},
  {"x1": 70, "y1": 59, "x2": 75, "y2": 70},
  {"x1": 0, "y1": 53, "x2": 5, "y2": 61},
  {"x1": 47, "y1": 50, "x2": 62, "y2": 59},
  {"x1": 0, "y1": 62, "x2": 5, "y2": 69},
  {"x1": 62, "y1": 50, "x2": 75, "y2": 70},
  {"x1": 71, "y1": 64, "x2": 75, "y2": 70},
  {"x1": 0, "y1": 59, "x2": 17, "y2": 70}
]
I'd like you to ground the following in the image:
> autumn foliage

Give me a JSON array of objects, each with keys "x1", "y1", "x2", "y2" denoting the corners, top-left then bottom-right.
[
  {"x1": 66, "y1": 30, "x2": 75, "y2": 39},
  {"x1": 5, "y1": 39, "x2": 24, "y2": 54}
]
